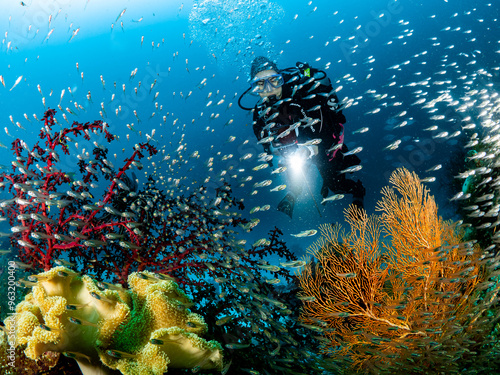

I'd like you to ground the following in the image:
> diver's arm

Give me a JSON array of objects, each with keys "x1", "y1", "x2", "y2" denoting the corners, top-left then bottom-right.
[
  {"x1": 325, "y1": 91, "x2": 347, "y2": 124},
  {"x1": 292, "y1": 82, "x2": 346, "y2": 148},
  {"x1": 300, "y1": 69, "x2": 347, "y2": 125}
]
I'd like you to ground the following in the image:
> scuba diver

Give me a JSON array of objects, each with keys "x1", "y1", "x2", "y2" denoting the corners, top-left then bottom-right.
[{"x1": 238, "y1": 56, "x2": 365, "y2": 219}]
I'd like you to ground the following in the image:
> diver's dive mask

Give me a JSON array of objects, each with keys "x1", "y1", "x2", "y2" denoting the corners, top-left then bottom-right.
[{"x1": 250, "y1": 73, "x2": 284, "y2": 94}]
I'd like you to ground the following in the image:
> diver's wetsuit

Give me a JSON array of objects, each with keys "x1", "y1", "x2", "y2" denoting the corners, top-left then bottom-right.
[{"x1": 252, "y1": 67, "x2": 365, "y2": 212}]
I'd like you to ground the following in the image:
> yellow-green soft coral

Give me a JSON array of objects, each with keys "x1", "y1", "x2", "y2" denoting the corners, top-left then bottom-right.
[{"x1": 4, "y1": 266, "x2": 223, "y2": 375}]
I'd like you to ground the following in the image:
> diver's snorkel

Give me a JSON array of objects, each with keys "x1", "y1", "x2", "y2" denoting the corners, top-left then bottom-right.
[
  {"x1": 238, "y1": 89, "x2": 280, "y2": 111},
  {"x1": 238, "y1": 86, "x2": 255, "y2": 111}
]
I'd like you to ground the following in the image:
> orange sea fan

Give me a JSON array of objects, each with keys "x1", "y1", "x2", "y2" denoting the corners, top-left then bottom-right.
[{"x1": 298, "y1": 168, "x2": 500, "y2": 374}]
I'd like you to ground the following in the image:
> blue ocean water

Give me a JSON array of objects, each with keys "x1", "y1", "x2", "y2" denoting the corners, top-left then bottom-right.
[
  {"x1": 0, "y1": 0, "x2": 499, "y2": 373},
  {"x1": 1, "y1": 1, "x2": 498, "y2": 244}
]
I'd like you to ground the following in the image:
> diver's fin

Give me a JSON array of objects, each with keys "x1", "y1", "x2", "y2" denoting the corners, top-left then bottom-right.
[
  {"x1": 352, "y1": 180, "x2": 366, "y2": 211},
  {"x1": 320, "y1": 183, "x2": 329, "y2": 201},
  {"x1": 277, "y1": 192, "x2": 295, "y2": 219}
]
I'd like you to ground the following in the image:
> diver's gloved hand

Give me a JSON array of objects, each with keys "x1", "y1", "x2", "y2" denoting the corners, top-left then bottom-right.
[
  {"x1": 302, "y1": 117, "x2": 320, "y2": 129},
  {"x1": 296, "y1": 145, "x2": 318, "y2": 160},
  {"x1": 308, "y1": 145, "x2": 319, "y2": 158}
]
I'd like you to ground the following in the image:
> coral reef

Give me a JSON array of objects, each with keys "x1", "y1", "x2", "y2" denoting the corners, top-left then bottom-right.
[
  {"x1": 0, "y1": 332, "x2": 63, "y2": 375},
  {"x1": 455, "y1": 144, "x2": 500, "y2": 250},
  {"x1": 0, "y1": 109, "x2": 157, "y2": 283},
  {"x1": 298, "y1": 168, "x2": 500, "y2": 374},
  {"x1": 3, "y1": 266, "x2": 223, "y2": 375},
  {"x1": 183, "y1": 227, "x2": 332, "y2": 375},
  {"x1": 0, "y1": 109, "x2": 253, "y2": 289},
  {"x1": 0, "y1": 110, "x2": 333, "y2": 374}
]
